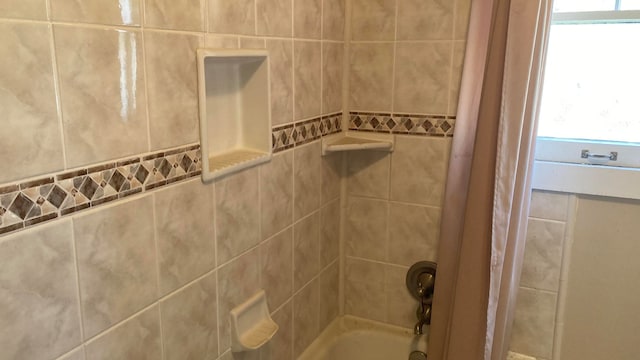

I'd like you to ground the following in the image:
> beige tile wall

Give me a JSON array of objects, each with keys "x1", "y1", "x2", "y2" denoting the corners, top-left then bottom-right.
[
  {"x1": 0, "y1": 0, "x2": 344, "y2": 183},
  {"x1": 349, "y1": 0, "x2": 471, "y2": 115},
  {"x1": 343, "y1": 0, "x2": 470, "y2": 329},
  {"x1": 510, "y1": 190, "x2": 571, "y2": 360},
  {"x1": 0, "y1": 1, "x2": 344, "y2": 359}
]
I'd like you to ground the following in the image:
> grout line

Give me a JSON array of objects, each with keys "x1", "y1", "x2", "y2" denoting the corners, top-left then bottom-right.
[
  {"x1": 390, "y1": 0, "x2": 399, "y2": 113},
  {"x1": 345, "y1": 255, "x2": 410, "y2": 269},
  {"x1": 140, "y1": 2, "x2": 153, "y2": 153},
  {"x1": 46, "y1": 12, "x2": 69, "y2": 171},
  {"x1": 68, "y1": 218, "x2": 86, "y2": 358},
  {"x1": 150, "y1": 193, "x2": 166, "y2": 360}
]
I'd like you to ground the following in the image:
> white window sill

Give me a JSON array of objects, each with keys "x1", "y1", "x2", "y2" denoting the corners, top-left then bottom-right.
[{"x1": 532, "y1": 161, "x2": 640, "y2": 200}]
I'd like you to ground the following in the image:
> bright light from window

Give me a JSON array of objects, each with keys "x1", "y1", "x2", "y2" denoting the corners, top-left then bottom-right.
[
  {"x1": 621, "y1": 0, "x2": 640, "y2": 10},
  {"x1": 538, "y1": 22, "x2": 640, "y2": 143},
  {"x1": 553, "y1": 0, "x2": 616, "y2": 12}
]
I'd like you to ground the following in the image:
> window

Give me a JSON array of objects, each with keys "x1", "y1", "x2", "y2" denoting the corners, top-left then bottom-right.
[{"x1": 533, "y1": 1, "x2": 640, "y2": 198}]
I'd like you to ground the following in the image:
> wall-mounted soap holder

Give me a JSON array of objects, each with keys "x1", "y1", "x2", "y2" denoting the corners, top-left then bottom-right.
[
  {"x1": 321, "y1": 131, "x2": 395, "y2": 156},
  {"x1": 230, "y1": 290, "x2": 278, "y2": 352},
  {"x1": 197, "y1": 49, "x2": 272, "y2": 182}
]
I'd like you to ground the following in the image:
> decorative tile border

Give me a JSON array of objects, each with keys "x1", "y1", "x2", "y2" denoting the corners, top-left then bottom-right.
[
  {"x1": 349, "y1": 112, "x2": 455, "y2": 137},
  {"x1": 0, "y1": 144, "x2": 202, "y2": 236},
  {"x1": 273, "y1": 112, "x2": 343, "y2": 153},
  {"x1": 0, "y1": 113, "x2": 344, "y2": 237}
]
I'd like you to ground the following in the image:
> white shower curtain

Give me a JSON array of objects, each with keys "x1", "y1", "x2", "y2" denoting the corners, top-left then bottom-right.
[{"x1": 428, "y1": 0, "x2": 553, "y2": 359}]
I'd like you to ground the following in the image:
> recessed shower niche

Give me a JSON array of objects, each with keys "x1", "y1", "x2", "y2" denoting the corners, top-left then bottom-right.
[{"x1": 197, "y1": 49, "x2": 272, "y2": 182}]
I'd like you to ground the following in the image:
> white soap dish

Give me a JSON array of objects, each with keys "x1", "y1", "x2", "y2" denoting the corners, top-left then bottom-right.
[
  {"x1": 230, "y1": 290, "x2": 278, "y2": 352},
  {"x1": 321, "y1": 131, "x2": 395, "y2": 156}
]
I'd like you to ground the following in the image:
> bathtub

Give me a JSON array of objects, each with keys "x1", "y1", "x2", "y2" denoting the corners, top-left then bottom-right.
[{"x1": 298, "y1": 316, "x2": 429, "y2": 360}]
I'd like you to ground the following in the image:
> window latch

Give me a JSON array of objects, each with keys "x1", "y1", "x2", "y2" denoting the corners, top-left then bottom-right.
[{"x1": 581, "y1": 150, "x2": 618, "y2": 162}]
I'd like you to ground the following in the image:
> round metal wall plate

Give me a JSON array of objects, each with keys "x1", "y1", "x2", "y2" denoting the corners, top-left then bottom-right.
[{"x1": 406, "y1": 261, "x2": 437, "y2": 300}]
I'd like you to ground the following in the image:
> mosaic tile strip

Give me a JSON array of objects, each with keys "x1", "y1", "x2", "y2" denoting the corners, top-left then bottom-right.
[
  {"x1": 0, "y1": 114, "x2": 344, "y2": 236},
  {"x1": 349, "y1": 112, "x2": 455, "y2": 137},
  {"x1": 273, "y1": 112, "x2": 343, "y2": 153},
  {"x1": 0, "y1": 144, "x2": 202, "y2": 236}
]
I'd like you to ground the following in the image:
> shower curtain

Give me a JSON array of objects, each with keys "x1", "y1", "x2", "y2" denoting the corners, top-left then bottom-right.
[{"x1": 428, "y1": 0, "x2": 552, "y2": 359}]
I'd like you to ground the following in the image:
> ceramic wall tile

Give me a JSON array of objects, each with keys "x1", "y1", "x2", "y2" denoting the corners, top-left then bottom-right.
[
  {"x1": 0, "y1": 22, "x2": 64, "y2": 184},
  {"x1": 347, "y1": 151, "x2": 390, "y2": 199},
  {"x1": 256, "y1": 0, "x2": 292, "y2": 36},
  {"x1": 384, "y1": 264, "x2": 415, "y2": 328},
  {"x1": 267, "y1": 40, "x2": 294, "y2": 126},
  {"x1": 521, "y1": 219, "x2": 565, "y2": 292},
  {"x1": 293, "y1": 279, "x2": 319, "y2": 357},
  {"x1": 51, "y1": 0, "x2": 141, "y2": 26},
  {"x1": 388, "y1": 203, "x2": 440, "y2": 266},
  {"x1": 208, "y1": 0, "x2": 255, "y2": 35},
  {"x1": 144, "y1": 0, "x2": 204, "y2": 31},
  {"x1": 0, "y1": 221, "x2": 81, "y2": 360},
  {"x1": 261, "y1": 152, "x2": 294, "y2": 240},
  {"x1": 294, "y1": 41, "x2": 322, "y2": 120},
  {"x1": 240, "y1": 37, "x2": 266, "y2": 49},
  {"x1": 160, "y1": 271, "x2": 218, "y2": 360},
  {"x1": 294, "y1": 212, "x2": 320, "y2": 290},
  {"x1": 73, "y1": 197, "x2": 157, "y2": 338},
  {"x1": 346, "y1": 197, "x2": 388, "y2": 261},
  {"x1": 390, "y1": 136, "x2": 449, "y2": 206},
  {"x1": 322, "y1": 42, "x2": 344, "y2": 115},
  {"x1": 215, "y1": 168, "x2": 260, "y2": 264},
  {"x1": 345, "y1": 258, "x2": 386, "y2": 322},
  {"x1": 394, "y1": 42, "x2": 452, "y2": 114},
  {"x1": 321, "y1": 152, "x2": 342, "y2": 205},
  {"x1": 145, "y1": 31, "x2": 202, "y2": 150},
  {"x1": 323, "y1": 0, "x2": 345, "y2": 40},
  {"x1": 349, "y1": 43, "x2": 394, "y2": 111},
  {"x1": 294, "y1": 0, "x2": 322, "y2": 39},
  {"x1": 260, "y1": 228, "x2": 294, "y2": 310},
  {"x1": 529, "y1": 190, "x2": 570, "y2": 222},
  {"x1": 320, "y1": 200, "x2": 340, "y2": 267},
  {"x1": 154, "y1": 179, "x2": 215, "y2": 295},
  {"x1": 294, "y1": 142, "x2": 322, "y2": 220},
  {"x1": 0, "y1": 0, "x2": 47, "y2": 20},
  {"x1": 205, "y1": 34, "x2": 239, "y2": 48},
  {"x1": 84, "y1": 306, "x2": 161, "y2": 360},
  {"x1": 510, "y1": 288, "x2": 557, "y2": 359},
  {"x1": 54, "y1": 26, "x2": 148, "y2": 168},
  {"x1": 397, "y1": 0, "x2": 453, "y2": 40},
  {"x1": 319, "y1": 262, "x2": 340, "y2": 331},
  {"x1": 449, "y1": 41, "x2": 466, "y2": 115},
  {"x1": 217, "y1": 248, "x2": 260, "y2": 352},
  {"x1": 261, "y1": 301, "x2": 293, "y2": 360},
  {"x1": 351, "y1": 0, "x2": 396, "y2": 41},
  {"x1": 455, "y1": 0, "x2": 472, "y2": 40}
]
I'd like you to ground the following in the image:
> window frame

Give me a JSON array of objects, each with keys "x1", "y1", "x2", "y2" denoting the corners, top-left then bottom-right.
[{"x1": 533, "y1": 9, "x2": 640, "y2": 199}]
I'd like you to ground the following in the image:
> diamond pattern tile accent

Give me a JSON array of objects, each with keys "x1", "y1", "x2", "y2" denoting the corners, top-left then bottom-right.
[
  {"x1": 0, "y1": 144, "x2": 203, "y2": 236},
  {"x1": 350, "y1": 112, "x2": 456, "y2": 137}
]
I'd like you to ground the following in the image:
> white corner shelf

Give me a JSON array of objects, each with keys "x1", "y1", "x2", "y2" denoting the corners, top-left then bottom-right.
[
  {"x1": 321, "y1": 132, "x2": 395, "y2": 156},
  {"x1": 197, "y1": 49, "x2": 272, "y2": 182}
]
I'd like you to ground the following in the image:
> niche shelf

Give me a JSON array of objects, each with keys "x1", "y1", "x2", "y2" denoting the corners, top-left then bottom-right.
[
  {"x1": 197, "y1": 49, "x2": 272, "y2": 182},
  {"x1": 321, "y1": 132, "x2": 395, "y2": 156}
]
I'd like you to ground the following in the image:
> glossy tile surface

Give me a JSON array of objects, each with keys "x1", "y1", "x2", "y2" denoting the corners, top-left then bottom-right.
[
  {"x1": 0, "y1": 221, "x2": 81, "y2": 360},
  {"x1": 0, "y1": 0, "x2": 47, "y2": 20},
  {"x1": 510, "y1": 288, "x2": 556, "y2": 359},
  {"x1": 155, "y1": 180, "x2": 215, "y2": 295},
  {"x1": 260, "y1": 152, "x2": 294, "y2": 240},
  {"x1": 256, "y1": 0, "x2": 292, "y2": 36},
  {"x1": 267, "y1": 40, "x2": 294, "y2": 126},
  {"x1": 145, "y1": 31, "x2": 201, "y2": 149},
  {"x1": 208, "y1": 0, "x2": 255, "y2": 34},
  {"x1": 160, "y1": 272, "x2": 218, "y2": 360},
  {"x1": 54, "y1": 25, "x2": 148, "y2": 167},
  {"x1": 294, "y1": 0, "x2": 322, "y2": 39},
  {"x1": 215, "y1": 168, "x2": 260, "y2": 264},
  {"x1": 320, "y1": 200, "x2": 340, "y2": 267},
  {"x1": 347, "y1": 151, "x2": 390, "y2": 199},
  {"x1": 51, "y1": 0, "x2": 141, "y2": 26},
  {"x1": 319, "y1": 262, "x2": 339, "y2": 331},
  {"x1": 74, "y1": 197, "x2": 157, "y2": 338},
  {"x1": 345, "y1": 258, "x2": 386, "y2": 322},
  {"x1": 322, "y1": 42, "x2": 344, "y2": 114},
  {"x1": 261, "y1": 301, "x2": 293, "y2": 360},
  {"x1": 260, "y1": 228, "x2": 294, "y2": 310},
  {"x1": 0, "y1": 22, "x2": 64, "y2": 184},
  {"x1": 388, "y1": 202, "x2": 440, "y2": 266},
  {"x1": 397, "y1": 0, "x2": 454, "y2": 40},
  {"x1": 294, "y1": 41, "x2": 322, "y2": 120},
  {"x1": 520, "y1": 219, "x2": 564, "y2": 292},
  {"x1": 351, "y1": 0, "x2": 396, "y2": 40},
  {"x1": 294, "y1": 143, "x2": 322, "y2": 220},
  {"x1": 85, "y1": 306, "x2": 161, "y2": 360},
  {"x1": 346, "y1": 197, "x2": 388, "y2": 261},
  {"x1": 323, "y1": 0, "x2": 345, "y2": 40},
  {"x1": 394, "y1": 42, "x2": 452, "y2": 114},
  {"x1": 145, "y1": 0, "x2": 204, "y2": 31},
  {"x1": 349, "y1": 43, "x2": 394, "y2": 111},
  {"x1": 294, "y1": 212, "x2": 320, "y2": 290},
  {"x1": 293, "y1": 279, "x2": 319, "y2": 357}
]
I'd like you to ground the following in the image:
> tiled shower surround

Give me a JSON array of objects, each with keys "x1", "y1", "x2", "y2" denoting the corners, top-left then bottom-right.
[{"x1": 0, "y1": 1, "x2": 472, "y2": 360}]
